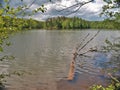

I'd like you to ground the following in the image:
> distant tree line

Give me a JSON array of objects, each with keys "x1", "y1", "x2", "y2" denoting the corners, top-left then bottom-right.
[
  {"x1": 44, "y1": 16, "x2": 120, "y2": 30},
  {"x1": 1, "y1": 16, "x2": 120, "y2": 31}
]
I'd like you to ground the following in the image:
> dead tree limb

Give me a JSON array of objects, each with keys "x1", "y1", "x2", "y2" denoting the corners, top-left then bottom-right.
[
  {"x1": 67, "y1": 30, "x2": 100, "y2": 80},
  {"x1": 76, "y1": 33, "x2": 90, "y2": 50},
  {"x1": 78, "y1": 30, "x2": 100, "y2": 53}
]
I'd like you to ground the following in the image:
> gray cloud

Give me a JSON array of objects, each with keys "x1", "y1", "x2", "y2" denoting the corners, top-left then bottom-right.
[
  {"x1": 3, "y1": 0, "x2": 106, "y2": 21},
  {"x1": 33, "y1": 0, "x2": 106, "y2": 21}
]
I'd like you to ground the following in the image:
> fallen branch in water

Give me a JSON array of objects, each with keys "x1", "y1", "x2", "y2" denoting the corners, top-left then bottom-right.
[
  {"x1": 67, "y1": 31, "x2": 100, "y2": 80},
  {"x1": 67, "y1": 34, "x2": 89, "y2": 80},
  {"x1": 108, "y1": 73, "x2": 120, "y2": 83},
  {"x1": 78, "y1": 31, "x2": 100, "y2": 53},
  {"x1": 67, "y1": 50, "x2": 77, "y2": 80}
]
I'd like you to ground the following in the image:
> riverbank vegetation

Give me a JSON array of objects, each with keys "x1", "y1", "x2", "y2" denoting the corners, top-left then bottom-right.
[
  {"x1": 1, "y1": 16, "x2": 120, "y2": 31},
  {"x1": 0, "y1": 0, "x2": 46, "y2": 87},
  {"x1": 44, "y1": 16, "x2": 120, "y2": 30},
  {"x1": 90, "y1": 73, "x2": 120, "y2": 90}
]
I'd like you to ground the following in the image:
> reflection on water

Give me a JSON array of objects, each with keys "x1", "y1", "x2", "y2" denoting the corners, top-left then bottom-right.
[{"x1": 0, "y1": 30, "x2": 120, "y2": 90}]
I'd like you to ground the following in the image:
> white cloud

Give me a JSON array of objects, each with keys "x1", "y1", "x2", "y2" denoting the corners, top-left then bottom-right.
[
  {"x1": 37, "y1": 0, "x2": 106, "y2": 21},
  {"x1": 8, "y1": 0, "x2": 106, "y2": 21},
  {"x1": 60, "y1": 0, "x2": 76, "y2": 7},
  {"x1": 84, "y1": 0, "x2": 105, "y2": 12}
]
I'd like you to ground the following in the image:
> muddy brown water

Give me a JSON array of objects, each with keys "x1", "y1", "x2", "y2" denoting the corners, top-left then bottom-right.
[{"x1": 0, "y1": 30, "x2": 120, "y2": 90}]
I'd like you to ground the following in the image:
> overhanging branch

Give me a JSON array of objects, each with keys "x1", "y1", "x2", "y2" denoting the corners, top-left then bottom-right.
[{"x1": 56, "y1": 0, "x2": 94, "y2": 15}]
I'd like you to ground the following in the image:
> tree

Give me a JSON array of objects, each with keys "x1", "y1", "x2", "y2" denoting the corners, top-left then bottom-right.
[
  {"x1": 0, "y1": 0, "x2": 50, "y2": 88},
  {"x1": 101, "y1": 0, "x2": 120, "y2": 18}
]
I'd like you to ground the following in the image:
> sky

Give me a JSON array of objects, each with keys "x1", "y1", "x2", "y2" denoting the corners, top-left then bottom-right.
[
  {"x1": 30, "y1": 0, "x2": 106, "y2": 21},
  {"x1": 0, "y1": 0, "x2": 106, "y2": 21}
]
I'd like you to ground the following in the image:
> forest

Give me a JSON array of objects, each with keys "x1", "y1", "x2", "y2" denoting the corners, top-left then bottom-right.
[
  {"x1": 44, "y1": 16, "x2": 120, "y2": 30},
  {"x1": 1, "y1": 16, "x2": 120, "y2": 31}
]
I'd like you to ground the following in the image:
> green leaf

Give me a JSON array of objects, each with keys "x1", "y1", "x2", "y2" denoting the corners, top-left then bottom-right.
[
  {"x1": 0, "y1": 46, "x2": 3, "y2": 52},
  {"x1": 7, "y1": 56, "x2": 15, "y2": 60},
  {"x1": 0, "y1": 40, "x2": 3, "y2": 45},
  {"x1": 41, "y1": 5, "x2": 44, "y2": 7},
  {"x1": 114, "y1": 43, "x2": 120, "y2": 48},
  {"x1": 6, "y1": 5, "x2": 10, "y2": 10},
  {"x1": 6, "y1": 42, "x2": 11, "y2": 46},
  {"x1": 105, "y1": 39, "x2": 112, "y2": 45},
  {"x1": 0, "y1": 9, "x2": 3, "y2": 15},
  {"x1": 4, "y1": 0, "x2": 9, "y2": 2}
]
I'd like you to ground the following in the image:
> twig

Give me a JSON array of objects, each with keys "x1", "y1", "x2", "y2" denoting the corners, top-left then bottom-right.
[
  {"x1": 79, "y1": 46, "x2": 98, "y2": 55},
  {"x1": 15, "y1": 0, "x2": 37, "y2": 16},
  {"x1": 108, "y1": 73, "x2": 120, "y2": 83},
  {"x1": 76, "y1": 33, "x2": 90, "y2": 50},
  {"x1": 59, "y1": 3, "x2": 80, "y2": 12},
  {"x1": 57, "y1": 0, "x2": 93, "y2": 15},
  {"x1": 65, "y1": 5, "x2": 83, "y2": 16},
  {"x1": 78, "y1": 30, "x2": 100, "y2": 53}
]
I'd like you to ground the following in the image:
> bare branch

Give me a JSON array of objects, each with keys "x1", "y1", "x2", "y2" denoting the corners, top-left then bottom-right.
[
  {"x1": 78, "y1": 30, "x2": 100, "y2": 53},
  {"x1": 20, "y1": 0, "x2": 36, "y2": 13},
  {"x1": 65, "y1": 5, "x2": 82, "y2": 16},
  {"x1": 57, "y1": 0, "x2": 94, "y2": 15},
  {"x1": 58, "y1": 2, "x2": 83, "y2": 12},
  {"x1": 76, "y1": 33, "x2": 90, "y2": 50},
  {"x1": 13, "y1": 0, "x2": 37, "y2": 16},
  {"x1": 26, "y1": 0, "x2": 37, "y2": 9}
]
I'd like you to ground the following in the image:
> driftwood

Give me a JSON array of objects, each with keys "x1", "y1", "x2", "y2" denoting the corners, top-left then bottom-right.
[{"x1": 67, "y1": 31, "x2": 100, "y2": 80}]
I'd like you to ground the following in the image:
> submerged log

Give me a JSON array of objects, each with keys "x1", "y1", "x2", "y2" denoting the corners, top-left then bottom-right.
[
  {"x1": 67, "y1": 31, "x2": 100, "y2": 81},
  {"x1": 67, "y1": 51, "x2": 77, "y2": 80},
  {"x1": 67, "y1": 60, "x2": 75, "y2": 80}
]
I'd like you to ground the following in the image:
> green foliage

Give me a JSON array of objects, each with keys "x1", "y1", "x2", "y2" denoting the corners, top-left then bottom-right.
[
  {"x1": 90, "y1": 74, "x2": 120, "y2": 90},
  {"x1": 102, "y1": 0, "x2": 120, "y2": 18},
  {"x1": 33, "y1": 5, "x2": 47, "y2": 13},
  {"x1": 0, "y1": 73, "x2": 10, "y2": 86},
  {"x1": 0, "y1": 46, "x2": 3, "y2": 52},
  {"x1": 43, "y1": 16, "x2": 120, "y2": 30},
  {"x1": 1, "y1": 0, "x2": 46, "y2": 17},
  {"x1": 105, "y1": 39, "x2": 113, "y2": 45},
  {"x1": 0, "y1": 0, "x2": 46, "y2": 87},
  {"x1": 0, "y1": 55, "x2": 15, "y2": 61},
  {"x1": 90, "y1": 84, "x2": 115, "y2": 90},
  {"x1": 103, "y1": 38, "x2": 120, "y2": 52},
  {"x1": 90, "y1": 80, "x2": 120, "y2": 90},
  {"x1": 1, "y1": 15, "x2": 120, "y2": 31}
]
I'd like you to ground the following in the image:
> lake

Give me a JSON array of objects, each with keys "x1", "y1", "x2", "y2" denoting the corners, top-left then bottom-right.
[{"x1": 1, "y1": 30, "x2": 120, "y2": 90}]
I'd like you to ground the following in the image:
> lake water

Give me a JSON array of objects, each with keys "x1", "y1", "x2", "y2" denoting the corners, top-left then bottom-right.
[{"x1": 1, "y1": 30, "x2": 120, "y2": 90}]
